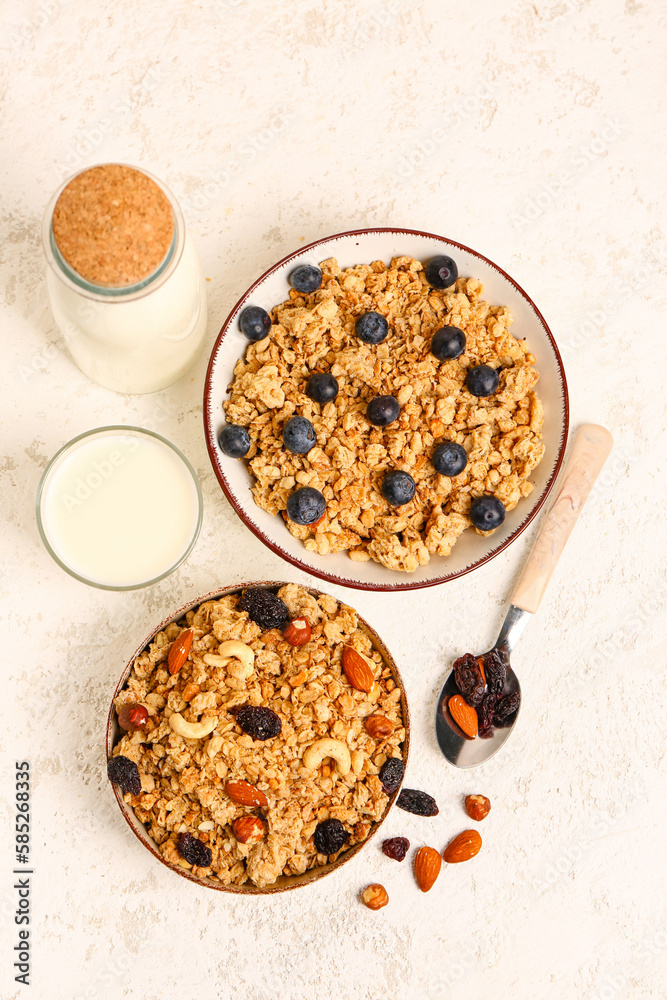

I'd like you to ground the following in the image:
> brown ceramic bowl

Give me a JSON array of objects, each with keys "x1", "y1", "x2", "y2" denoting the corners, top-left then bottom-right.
[
  {"x1": 203, "y1": 228, "x2": 569, "y2": 591},
  {"x1": 106, "y1": 581, "x2": 410, "y2": 894}
]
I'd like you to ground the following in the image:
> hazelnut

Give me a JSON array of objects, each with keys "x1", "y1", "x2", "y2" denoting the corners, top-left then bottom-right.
[
  {"x1": 283, "y1": 617, "x2": 311, "y2": 646},
  {"x1": 464, "y1": 794, "x2": 491, "y2": 821},
  {"x1": 117, "y1": 703, "x2": 148, "y2": 731},
  {"x1": 361, "y1": 883, "x2": 389, "y2": 910},
  {"x1": 232, "y1": 816, "x2": 264, "y2": 844},
  {"x1": 363, "y1": 714, "x2": 393, "y2": 739}
]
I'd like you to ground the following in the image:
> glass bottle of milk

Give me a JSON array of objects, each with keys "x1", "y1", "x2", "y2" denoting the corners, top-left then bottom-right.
[{"x1": 42, "y1": 163, "x2": 207, "y2": 394}]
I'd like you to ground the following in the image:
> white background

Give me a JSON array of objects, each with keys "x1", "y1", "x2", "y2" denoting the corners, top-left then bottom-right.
[{"x1": 1, "y1": 2, "x2": 666, "y2": 998}]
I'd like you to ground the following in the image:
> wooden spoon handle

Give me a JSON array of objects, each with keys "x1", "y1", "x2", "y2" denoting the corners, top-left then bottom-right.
[{"x1": 511, "y1": 424, "x2": 613, "y2": 614}]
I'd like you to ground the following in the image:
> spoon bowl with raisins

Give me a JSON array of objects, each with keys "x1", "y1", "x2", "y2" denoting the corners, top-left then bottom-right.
[{"x1": 436, "y1": 424, "x2": 613, "y2": 767}]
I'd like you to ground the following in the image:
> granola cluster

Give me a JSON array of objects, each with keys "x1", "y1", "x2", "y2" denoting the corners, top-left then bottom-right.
[
  {"x1": 224, "y1": 256, "x2": 545, "y2": 572},
  {"x1": 111, "y1": 586, "x2": 405, "y2": 888}
]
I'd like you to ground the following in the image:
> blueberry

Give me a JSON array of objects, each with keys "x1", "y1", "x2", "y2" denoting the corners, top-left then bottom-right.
[
  {"x1": 381, "y1": 470, "x2": 416, "y2": 507},
  {"x1": 425, "y1": 255, "x2": 458, "y2": 289},
  {"x1": 305, "y1": 372, "x2": 339, "y2": 404},
  {"x1": 239, "y1": 305, "x2": 271, "y2": 342},
  {"x1": 286, "y1": 486, "x2": 326, "y2": 525},
  {"x1": 290, "y1": 265, "x2": 322, "y2": 294},
  {"x1": 218, "y1": 424, "x2": 251, "y2": 458},
  {"x1": 432, "y1": 441, "x2": 468, "y2": 477},
  {"x1": 431, "y1": 325, "x2": 466, "y2": 361},
  {"x1": 366, "y1": 395, "x2": 400, "y2": 427},
  {"x1": 355, "y1": 311, "x2": 389, "y2": 345},
  {"x1": 466, "y1": 364, "x2": 499, "y2": 397},
  {"x1": 282, "y1": 416, "x2": 316, "y2": 454},
  {"x1": 469, "y1": 495, "x2": 506, "y2": 531}
]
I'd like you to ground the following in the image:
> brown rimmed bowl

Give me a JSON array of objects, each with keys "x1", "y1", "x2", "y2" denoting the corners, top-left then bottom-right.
[
  {"x1": 106, "y1": 580, "x2": 410, "y2": 894},
  {"x1": 203, "y1": 228, "x2": 569, "y2": 591}
]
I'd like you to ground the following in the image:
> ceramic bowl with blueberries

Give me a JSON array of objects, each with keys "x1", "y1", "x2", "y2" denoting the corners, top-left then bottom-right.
[{"x1": 203, "y1": 229, "x2": 569, "y2": 592}]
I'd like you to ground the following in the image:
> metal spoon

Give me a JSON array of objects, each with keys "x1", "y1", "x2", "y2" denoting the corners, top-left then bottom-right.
[{"x1": 436, "y1": 423, "x2": 613, "y2": 768}]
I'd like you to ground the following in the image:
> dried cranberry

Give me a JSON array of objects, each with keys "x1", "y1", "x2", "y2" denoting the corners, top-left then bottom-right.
[
  {"x1": 378, "y1": 757, "x2": 404, "y2": 794},
  {"x1": 107, "y1": 755, "x2": 141, "y2": 796},
  {"x1": 313, "y1": 818, "x2": 349, "y2": 855},
  {"x1": 382, "y1": 837, "x2": 410, "y2": 861},
  {"x1": 483, "y1": 649, "x2": 507, "y2": 697},
  {"x1": 493, "y1": 691, "x2": 521, "y2": 727},
  {"x1": 235, "y1": 706, "x2": 282, "y2": 741},
  {"x1": 476, "y1": 692, "x2": 498, "y2": 738},
  {"x1": 239, "y1": 588, "x2": 289, "y2": 630},
  {"x1": 452, "y1": 653, "x2": 485, "y2": 707},
  {"x1": 177, "y1": 832, "x2": 212, "y2": 868},
  {"x1": 396, "y1": 788, "x2": 439, "y2": 816}
]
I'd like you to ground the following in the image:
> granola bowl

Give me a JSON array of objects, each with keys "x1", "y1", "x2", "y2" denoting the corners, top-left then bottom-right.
[
  {"x1": 204, "y1": 229, "x2": 569, "y2": 590},
  {"x1": 106, "y1": 581, "x2": 409, "y2": 894}
]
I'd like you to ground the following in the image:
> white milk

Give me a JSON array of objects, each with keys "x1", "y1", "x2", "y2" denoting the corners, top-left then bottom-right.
[
  {"x1": 45, "y1": 233, "x2": 207, "y2": 394},
  {"x1": 38, "y1": 429, "x2": 202, "y2": 589}
]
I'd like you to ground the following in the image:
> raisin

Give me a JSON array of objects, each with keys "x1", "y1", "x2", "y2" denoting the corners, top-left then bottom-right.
[
  {"x1": 107, "y1": 755, "x2": 141, "y2": 796},
  {"x1": 382, "y1": 837, "x2": 410, "y2": 861},
  {"x1": 483, "y1": 649, "x2": 507, "y2": 697},
  {"x1": 177, "y1": 832, "x2": 212, "y2": 868},
  {"x1": 452, "y1": 653, "x2": 485, "y2": 707},
  {"x1": 235, "y1": 706, "x2": 282, "y2": 741},
  {"x1": 239, "y1": 588, "x2": 289, "y2": 630},
  {"x1": 493, "y1": 691, "x2": 521, "y2": 727},
  {"x1": 313, "y1": 818, "x2": 349, "y2": 855},
  {"x1": 379, "y1": 757, "x2": 404, "y2": 794},
  {"x1": 396, "y1": 788, "x2": 439, "y2": 816},
  {"x1": 476, "y1": 692, "x2": 498, "y2": 739}
]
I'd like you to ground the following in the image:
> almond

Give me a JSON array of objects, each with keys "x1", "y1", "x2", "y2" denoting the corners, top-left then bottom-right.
[
  {"x1": 448, "y1": 694, "x2": 478, "y2": 739},
  {"x1": 361, "y1": 883, "x2": 389, "y2": 910},
  {"x1": 232, "y1": 815, "x2": 264, "y2": 844},
  {"x1": 465, "y1": 794, "x2": 491, "y2": 821},
  {"x1": 476, "y1": 656, "x2": 486, "y2": 685},
  {"x1": 225, "y1": 780, "x2": 268, "y2": 808},
  {"x1": 443, "y1": 829, "x2": 482, "y2": 864},
  {"x1": 414, "y1": 846, "x2": 442, "y2": 892},
  {"x1": 284, "y1": 618, "x2": 312, "y2": 647},
  {"x1": 168, "y1": 628, "x2": 193, "y2": 675},
  {"x1": 342, "y1": 646, "x2": 374, "y2": 693},
  {"x1": 364, "y1": 714, "x2": 394, "y2": 739}
]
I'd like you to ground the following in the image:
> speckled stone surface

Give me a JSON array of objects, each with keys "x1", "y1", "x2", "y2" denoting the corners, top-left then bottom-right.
[{"x1": 1, "y1": 2, "x2": 666, "y2": 998}]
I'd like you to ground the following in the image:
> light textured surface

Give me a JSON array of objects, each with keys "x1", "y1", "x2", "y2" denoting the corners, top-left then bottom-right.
[{"x1": 1, "y1": 2, "x2": 666, "y2": 998}]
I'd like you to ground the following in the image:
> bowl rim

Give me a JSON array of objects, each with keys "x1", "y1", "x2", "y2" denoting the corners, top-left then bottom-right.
[
  {"x1": 203, "y1": 227, "x2": 570, "y2": 592},
  {"x1": 105, "y1": 580, "x2": 411, "y2": 894}
]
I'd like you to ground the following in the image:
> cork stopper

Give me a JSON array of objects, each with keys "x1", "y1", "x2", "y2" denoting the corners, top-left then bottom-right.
[{"x1": 52, "y1": 164, "x2": 175, "y2": 287}]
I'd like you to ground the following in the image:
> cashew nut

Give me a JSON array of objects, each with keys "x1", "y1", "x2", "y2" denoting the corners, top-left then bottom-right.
[
  {"x1": 203, "y1": 640, "x2": 255, "y2": 680},
  {"x1": 169, "y1": 712, "x2": 216, "y2": 740},
  {"x1": 302, "y1": 737, "x2": 351, "y2": 776}
]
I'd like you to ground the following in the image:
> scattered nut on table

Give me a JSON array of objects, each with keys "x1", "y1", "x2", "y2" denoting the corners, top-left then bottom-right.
[
  {"x1": 361, "y1": 884, "x2": 389, "y2": 910},
  {"x1": 465, "y1": 794, "x2": 491, "y2": 821}
]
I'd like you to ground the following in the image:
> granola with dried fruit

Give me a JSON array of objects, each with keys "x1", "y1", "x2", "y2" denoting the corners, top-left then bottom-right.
[
  {"x1": 223, "y1": 256, "x2": 545, "y2": 572},
  {"x1": 109, "y1": 585, "x2": 405, "y2": 888}
]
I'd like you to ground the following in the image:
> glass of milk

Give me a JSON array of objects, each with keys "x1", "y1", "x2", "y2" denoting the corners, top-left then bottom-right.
[
  {"x1": 42, "y1": 164, "x2": 208, "y2": 394},
  {"x1": 36, "y1": 426, "x2": 203, "y2": 590}
]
